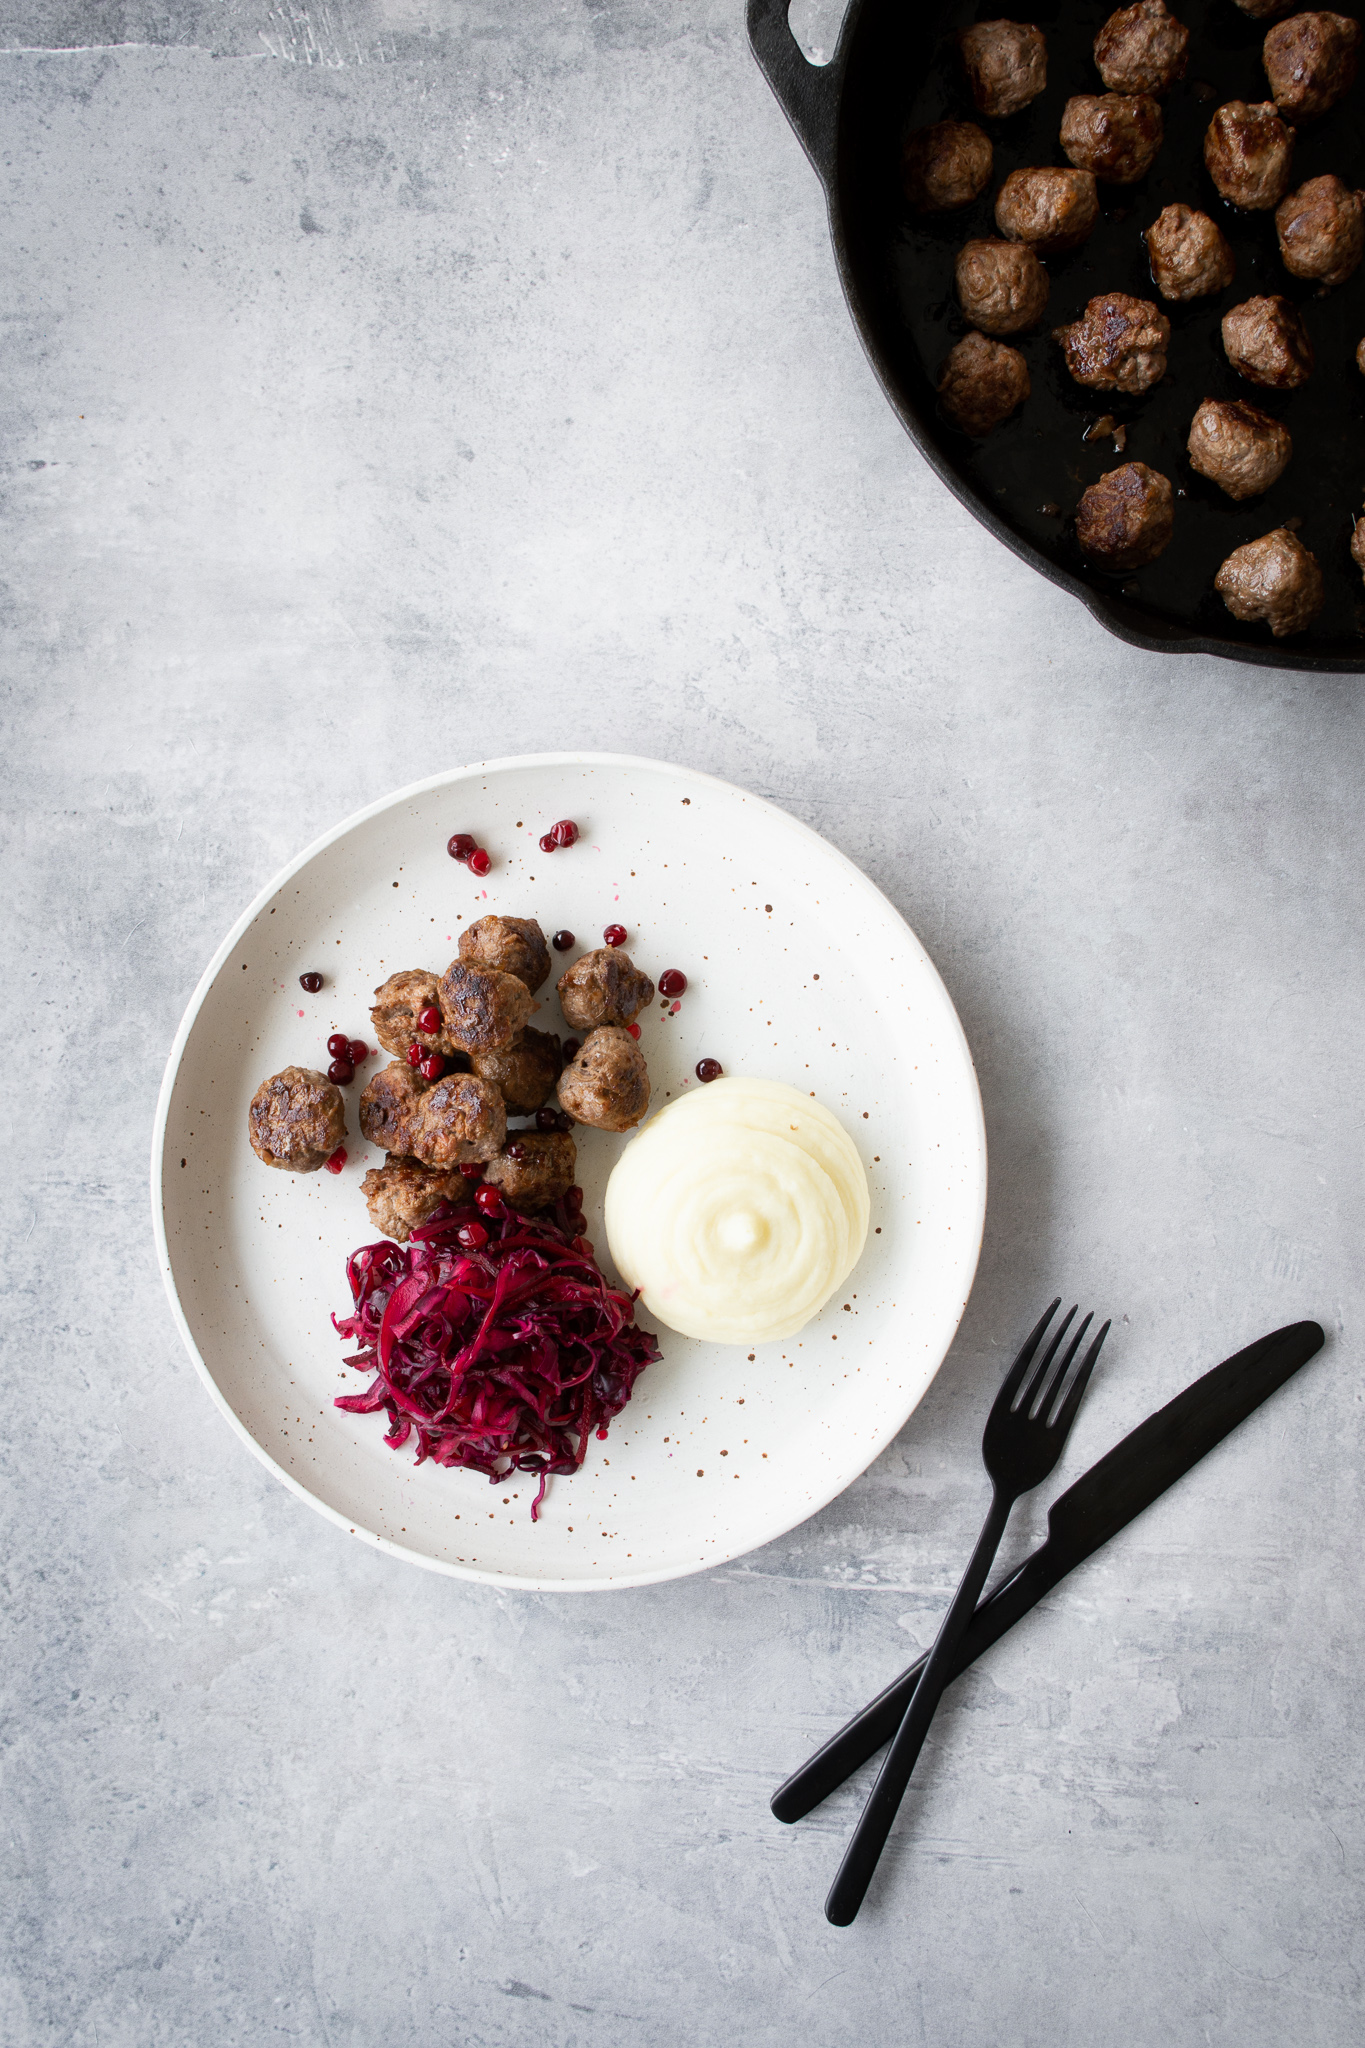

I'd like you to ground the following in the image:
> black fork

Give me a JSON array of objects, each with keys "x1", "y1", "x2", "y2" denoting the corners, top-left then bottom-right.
[{"x1": 825, "y1": 1299, "x2": 1111, "y2": 1926}]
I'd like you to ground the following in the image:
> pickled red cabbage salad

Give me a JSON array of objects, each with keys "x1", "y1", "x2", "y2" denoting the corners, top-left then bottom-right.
[{"x1": 333, "y1": 1198, "x2": 660, "y2": 1519}]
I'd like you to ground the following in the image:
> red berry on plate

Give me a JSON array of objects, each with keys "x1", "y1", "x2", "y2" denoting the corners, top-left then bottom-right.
[
  {"x1": 506, "y1": 1140, "x2": 528, "y2": 1160},
  {"x1": 299, "y1": 972, "x2": 323, "y2": 993},
  {"x1": 325, "y1": 1146, "x2": 347, "y2": 1173},
  {"x1": 539, "y1": 833, "x2": 557, "y2": 853},
  {"x1": 457, "y1": 1219, "x2": 489, "y2": 1249},
  {"x1": 561, "y1": 1039, "x2": 580, "y2": 1064},
  {"x1": 447, "y1": 832, "x2": 476, "y2": 861},
  {"x1": 468, "y1": 848, "x2": 491, "y2": 876},
  {"x1": 475, "y1": 1184, "x2": 505, "y2": 1217},
  {"x1": 535, "y1": 1106, "x2": 559, "y2": 1131},
  {"x1": 327, "y1": 1032, "x2": 350, "y2": 1059},
  {"x1": 419, "y1": 1053, "x2": 445, "y2": 1082},
  {"x1": 551, "y1": 819, "x2": 579, "y2": 848},
  {"x1": 696, "y1": 1057, "x2": 723, "y2": 1083},
  {"x1": 348, "y1": 1039, "x2": 368, "y2": 1064},
  {"x1": 407, "y1": 1041, "x2": 423, "y2": 1067},
  {"x1": 417, "y1": 1005, "x2": 442, "y2": 1035},
  {"x1": 458, "y1": 1161, "x2": 484, "y2": 1179},
  {"x1": 658, "y1": 969, "x2": 687, "y2": 997},
  {"x1": 328, "y1": 1057, "x2": 354, "y2": 1085},
  {"x1": 552, "y1": 929, "x2": 575, "y2": 952},
  {"x1": 603, "y1": 924, "x2": 627, "y2": 947},
  {"x1": 626, "y1": 1022, "x2": 641, "y2": 1039}
]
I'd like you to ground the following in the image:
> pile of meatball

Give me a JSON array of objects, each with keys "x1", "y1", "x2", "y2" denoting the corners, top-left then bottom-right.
[
  {"x1": 913, "y1": 5, "x2": 1365, "y2": 639},
  {"x1": 247, "y1": 915, "x2": 658, "y2": 1243}
]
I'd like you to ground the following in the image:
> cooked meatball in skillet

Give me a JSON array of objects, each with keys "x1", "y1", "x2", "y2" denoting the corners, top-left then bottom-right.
[
  {"x1": 358, "y1": 1060, "x2": 432, "y2": 1153},
  {"x1": 407, "y1": 1072, "x2": 506, "y2": 1168},
  {"x1": 995, "y1": 167, "x2": 1100, "y2": 253},
  {"x1": 903, "y1": 120, "x2": 993, "y2": 213},
  {"x1": 438, "y1": 958, "x2": 534, "y2": 1054},
  {"x1": 1275, "y1": 175, "x2": 1365, "y2": 286},
  {"x1": 1203, "y1": 102, "x2": 1295, "y2": 209},
  {"x1": 369, "y1": 968, "x2": 457, "y2": 1060},
  {"x1": 557, "y1": 1027, "x2": 651, "y2": 1133},
  {"x1": 482, "y1": 1131, "x2": 578, "y2": 1213},
  {"x1": 470, "y1": 1025, "x2": 562, "y2": 1115},
  {"x1": 1094, "y1": 1, "x2": 1189, "y2": 94},
  {"x1": 1075, "y1": 463, "x2": 1175, "y2": 570},
  {"x1": 955, "y1": 240, "x2": 1050, "y2": 334},
  {"x1": 1215, "y1": 528, "x2": 1325, "y2": 635},
  {"x1": 1053, "y1": 294, "x2": 1170, "y2": 394},
  {"x1": 1234, "y1": 0, "x2": 1297, "y2": 18},
  {"x1": 958, "y1": 20, "x2": 1048, "y2": 118},
  {"x1": 1060, "y1": 94, "x2": 1163, "y2": 184},
  {"x1": 457, "y1": 914, "x2": 551, "y2": 993},
  {"x1": 1262, "y1": 12, "x2": 1361, "y2": 120},
  {"x1": 362, "y1": 1157, "x2": 474, "y2": 1243},
  {"x1": 1222, "y1": 295, "x2": 1314, "y2": 387},
  {"x1": 248, "y1": 1066, "x2": 347, "y2": 1172},
  {"x1": 1144, "y1": 203, "x2": 1236, "y2": 299},
  {"x1": 557, "y1": 947, "x2": 656, "y2": 1031},
  {"x1": 1186, "y1": 399, "x2": 1293, "y2": 499},
  {"x1": 937, "y1": 332, "x2": 1031, "y2": 435},
  {"x1": 1352, "y1": 516, "x2": 1365, "y2": 580}
]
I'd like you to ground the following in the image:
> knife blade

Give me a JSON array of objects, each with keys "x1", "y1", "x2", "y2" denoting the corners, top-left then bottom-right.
[{"x1": 771, "y1": 1319, "x2": 1324, "y2": 1825}]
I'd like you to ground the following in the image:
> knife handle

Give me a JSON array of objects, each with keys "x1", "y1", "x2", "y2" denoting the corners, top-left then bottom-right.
[{"x1": 770, "y1": 1546, "x2": 1064, "y2": 1825}]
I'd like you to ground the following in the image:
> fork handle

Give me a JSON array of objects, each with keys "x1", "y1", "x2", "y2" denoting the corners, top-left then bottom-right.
[{"x1": 825, "y1": 1488, "x2": 1014, "y2": 1927}]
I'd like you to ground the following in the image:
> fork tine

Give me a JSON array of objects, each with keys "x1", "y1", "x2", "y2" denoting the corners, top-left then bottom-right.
[
  {"x1": 1015, "y1": 1303, "x2": 1076, "y2": 1412},
  {"x1": 1030, "y1": 1310, "x2": 1092, "y2": 1419},
  {"x1": 1047, "y1": 1317, "x2": 1111, "y2": 1435},
  {"x1": 997, "y1": 1299, "x2": 1061, "y2": 1408}
]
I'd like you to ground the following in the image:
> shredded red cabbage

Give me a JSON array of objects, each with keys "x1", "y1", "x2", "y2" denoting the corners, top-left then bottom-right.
[{"x1": 333, "y1": 1198, "x2": 661, "y2": 1520}]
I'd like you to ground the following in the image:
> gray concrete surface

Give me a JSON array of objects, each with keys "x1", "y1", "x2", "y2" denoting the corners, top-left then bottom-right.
[{"x1": 3, "y1": 4, "x2": 1363, "y2": 2043}]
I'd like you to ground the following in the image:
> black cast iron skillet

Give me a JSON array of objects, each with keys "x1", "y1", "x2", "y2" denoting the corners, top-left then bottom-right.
[{"x1": 749, "y1": 0, "x2": 1365, "y2": 671}]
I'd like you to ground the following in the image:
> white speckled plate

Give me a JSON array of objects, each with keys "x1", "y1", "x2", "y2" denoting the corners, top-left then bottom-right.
[{"x1": 152, "y1": 755, "x2": 986, "y2": 1590}]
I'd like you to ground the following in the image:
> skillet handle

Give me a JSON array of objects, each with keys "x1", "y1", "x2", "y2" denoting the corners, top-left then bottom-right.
[{"x1": 746, "y1": 0, "x2": 847, "y2": 189}]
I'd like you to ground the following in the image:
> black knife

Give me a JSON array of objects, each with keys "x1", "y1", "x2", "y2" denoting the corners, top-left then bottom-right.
[{"x1": 771, "y1": 1319, "x2": 1324, "y2": 1825}]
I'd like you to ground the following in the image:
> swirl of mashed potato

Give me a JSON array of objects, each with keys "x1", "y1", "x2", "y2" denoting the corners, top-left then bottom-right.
[{"x1": 603, "y1": 1078, "x2": 870, "y2": 1345}]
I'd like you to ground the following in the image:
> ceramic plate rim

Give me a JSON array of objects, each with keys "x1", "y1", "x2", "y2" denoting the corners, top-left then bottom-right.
[{"x1": 151, "y1": 752, "x2": 988, "y2": 1591}]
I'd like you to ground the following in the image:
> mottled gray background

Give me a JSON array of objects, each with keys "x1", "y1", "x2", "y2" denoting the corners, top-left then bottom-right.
[{"x1": 3, "y1": 3, "x2": 1362, "y2": 2043}]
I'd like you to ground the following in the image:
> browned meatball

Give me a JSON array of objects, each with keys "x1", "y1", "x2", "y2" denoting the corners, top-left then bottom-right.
[
  {"x1": 995, "y1": 167, "x2": 1100, "y2": 253},
  {"x1": 557, "y1": 1027, "x2": 651, "y2": 1132},
  {"x1": 1263, "y1": 12, "x2": 1361, "y2": 119},
  {"x1": 1234, "y1": 0, "x2": 1297, "y2": 18},
  {"x1": 407, "y1": 1072, "x2": 506, "y2": 1168},
  {"x1": 1215, "y1": 528, "x2": 1325, "y2": 635},
  {"x1": 362, "y1": 1157, "x2": 473, "y2": 1243},
  {"x1": 248, "y1": 1066, "x2": 346, "y2": 1172},
  {"x1": 1276, "y1": 175, "x2": 1365, "y2": 286},
  {"x1": 1075, "y1": 462, "x2": 1175, "y2": 570},
  {"x1": 1352, "y1": 515, "x2": 1365, "y2": 579},
  {"x1": 358, "y1": 1060, "x2": 431, "y2": 1153},
  {"x1": 959, "y1": 21, "x2": 1048, "y2": 118},
  {"x1": 458, "y1": 915, "x2": 551, "y2": 994},
  {"x1": 1186, "y1": 398, "x2": 1293, "y2": 498},
  {"x1": 1053, "y1": 293, "x2": 1170, "y2": 394},
  {"x1": 1222, "y1": 295, "x2": 1314, "y2": 387},
  {"x1": 1144, "y1": 203, "x2": 1236, "y2": 299},
  {"x1": 482, "y1": 1131, "x2": 578, "y2": 1213},
  {"x1": 1094, "y1": 1, "x2": 1190, "y2": 93},
  {"x1": 955, "y1": 240, "x2": 1050, "y2": 335},
  {"x1": 437, "y1": 959, "x2": 533, "y2": 1054},
  {"x1": 1203, "y1": 102, "x2": 1295, "y2": 209},
  {"x1": 369, "y1": 969, "x2": 457, "y2": 1060},
  {"x1": 556, "y1": 947, "x2": 656, "y2": 1031},
  {"x1": 1060, "y1": 94, "x2": 1163, "y2": 184},
  {"x1": 470, "y1": 1025, "x2": 562, "y2": 1115},
  {"x1": 937, "y1": 331, "x2": 1030, "y2": 435},
  {"x1": 903, "y1": 120, "x2": 993, "y2": 213}
]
